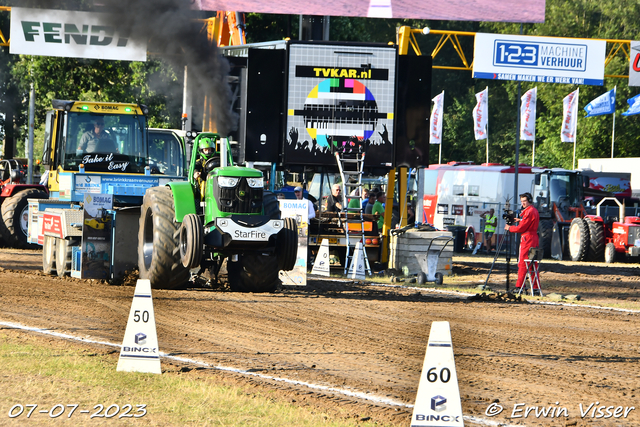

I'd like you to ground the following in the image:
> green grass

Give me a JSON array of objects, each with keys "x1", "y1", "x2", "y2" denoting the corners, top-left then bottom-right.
[{"x1": 0, "y1": 333, "x2": 386, "y2": 426}]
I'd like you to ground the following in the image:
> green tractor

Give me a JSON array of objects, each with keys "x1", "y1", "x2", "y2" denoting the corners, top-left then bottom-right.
[{"x1": 138, "y1": 132, "x2": 297, "y2": 291}]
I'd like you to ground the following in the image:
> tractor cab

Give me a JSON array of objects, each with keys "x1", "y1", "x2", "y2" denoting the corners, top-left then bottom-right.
[
  {"x1": 45, "y1": 100, "x2": 149, "y2": 175},
  {"x1": 533, "y1": 169, "x2": 586, "y2": 222}
]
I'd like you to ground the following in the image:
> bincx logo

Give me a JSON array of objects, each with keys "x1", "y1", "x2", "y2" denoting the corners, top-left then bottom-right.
[
  {"x1": 21, "y1": 21, "x2": 129, "y2": 47},
  {"x1": 135, "y1": 333, "x2": 147, "y2": 345},
  {"x1": 123, "y1": 346, "x2": 157, "y2": 353},
  {"x1": 431, "y1": 395, "x2": 447, "y2": 412}
]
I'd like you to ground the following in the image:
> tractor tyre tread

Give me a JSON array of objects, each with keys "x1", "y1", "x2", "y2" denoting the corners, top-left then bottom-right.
[
  {"x1": 585, "y1": 218, "x2": 604, "y2": 262},
  {"x1": 568, "y1": 217, "x2": 589, "y2": 262},
  {"x1": 229, "y1": 253, "x2": 280, "y2": 293},
  {"x1": 604, "y1": 242, "x2": 617, "y2": 264},
  {"x1": 180, "y1": 213, "x2": 203, "y2": 269},
  {"x1": 278, "y1": 217, "x2": 298, "y2": 271},
  {"x1": 263, "y1": 191, "x2": 280, "y2": 219},
  {"x1": 538, "y1": 219, "x2": 554, "y2": 259},
  {"x1": 138, "y1": 186, "x2": 190, "y2": 289}
]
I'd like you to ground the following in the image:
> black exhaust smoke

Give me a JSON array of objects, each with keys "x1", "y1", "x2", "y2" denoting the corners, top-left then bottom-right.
[{"x1": 14, "y1": 0, "x2": 238, "y2": 135}]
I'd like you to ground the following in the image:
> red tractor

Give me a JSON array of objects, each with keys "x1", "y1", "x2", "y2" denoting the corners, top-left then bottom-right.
[
  {"x1": 0, "y1": 159, "x2": 49, "y2": 248},
  {"x1": 568, "y1": 197, "x2": 640, "y2": 263}
]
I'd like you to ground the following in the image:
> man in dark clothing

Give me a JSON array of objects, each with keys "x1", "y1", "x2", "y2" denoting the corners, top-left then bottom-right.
[
  {"x1": 78, "y1": 118, "x2": 118, "y2": 153},
  {"x1": 326, "y1": 184, "x2": 343, "y2": 212},
  {"x1": 364, "y1": 190, "x2": 378, "y2": 214},
  {"x1": 193, "y1": 136, "x2": 218, "y2": 199}
]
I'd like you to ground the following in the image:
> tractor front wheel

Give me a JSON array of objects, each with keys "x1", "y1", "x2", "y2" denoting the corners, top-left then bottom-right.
[
  {"x1": 585, "y1": 218, "x2": 604, "y2": 262},
  {"x1": 228, "y1": 253, "x2": 280, "y2": 293},
  {"x1": 568, "y1": 217, "x2": 589, "y2": 262},
  {"x1": 538, "y1": 219, "x2": 554, "y2": 258},
  {"x1": 179, "y1": 213, "x2": 203, "y2": 269},
  {"x1": 138, "y1": 186, "x2": 190, "y2": 289},
  {"x1": 604, "y1": 242, "x2": 617, "y2": 264}
]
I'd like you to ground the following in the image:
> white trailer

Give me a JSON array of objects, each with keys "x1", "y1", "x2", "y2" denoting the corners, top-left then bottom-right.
[{"x1": 418, "y1": 162, "x2": 545, "y2": 249}]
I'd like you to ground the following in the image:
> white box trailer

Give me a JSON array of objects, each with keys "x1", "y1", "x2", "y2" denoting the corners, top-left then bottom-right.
[{"x1": 417, "y1": 162, "x2": 545, "y2": 249}]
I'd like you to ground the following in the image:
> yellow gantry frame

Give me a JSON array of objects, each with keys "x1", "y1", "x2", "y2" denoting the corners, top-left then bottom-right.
[
  {"x1": 396, "y1": 25, "x2": 633, "y2": 79},
  {"x1": 0, "y1": 6, "x2": 11, "y2": 47}
]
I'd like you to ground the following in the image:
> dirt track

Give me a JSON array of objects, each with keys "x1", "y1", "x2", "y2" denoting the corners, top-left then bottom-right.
[{"x1": 1, "y1": 248, "x2": 640, "y2": 426}]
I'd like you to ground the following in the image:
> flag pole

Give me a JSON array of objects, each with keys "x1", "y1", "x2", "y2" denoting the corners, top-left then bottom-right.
[
  {"x1": 485, "y1": 86, "x2": 489, "y2": 164},
  {"x1": 532, "y1": 137, "x2": 536, "y2": 166},
  {"x1": 485, "y1": 125, "x2": 489, "y2": 164},
  {"x1": 572, "y1": 88, "x2": 579, "y2": 170},
  {"x1": 611, "y1": 111, "x2": 616, "y2": 158},
  {"x1": 439, "y1": 143, "x2": 442, "y2": 164},
  {"x1": 611, "y1": 85, "x2": 617, "y2": 158}
]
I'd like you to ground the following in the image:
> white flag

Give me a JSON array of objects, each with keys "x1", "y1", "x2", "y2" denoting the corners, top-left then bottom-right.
[
  {"x1": 429, "y1": 91, "x2": 444, "y2": 145},
  {"x1": 473, "y1": 87, "x2": 488, "y2": 140},
  {"x1": 561, "y1": 88, "x2": 579, "y2": 143},
  {"x1": 520, "y1": 87, "x2": 537, "y2": 141}
]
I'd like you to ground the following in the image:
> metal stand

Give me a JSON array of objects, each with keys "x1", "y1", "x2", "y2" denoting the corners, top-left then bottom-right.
[
  {"x1": 483, "y1": 231, "x2": 509, "y2": 288},
  {"x1": 515, "y1": 259, "x2": 543, "y2": 296},
  {"x1": 505, "y1": 233, "x2": 512, "y2": 291}
]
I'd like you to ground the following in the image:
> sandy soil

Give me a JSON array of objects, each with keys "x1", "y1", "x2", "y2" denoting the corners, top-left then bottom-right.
[{"x1": 1, "y1": 248, "x2": 639, "y2": 426}]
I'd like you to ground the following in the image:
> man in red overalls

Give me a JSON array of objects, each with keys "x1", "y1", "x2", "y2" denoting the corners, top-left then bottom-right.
[{"x1": 504, "y1": 192, "x2": 540, "y2": 295}]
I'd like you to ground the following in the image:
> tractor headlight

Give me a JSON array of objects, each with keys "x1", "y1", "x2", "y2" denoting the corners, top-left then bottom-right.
[
  {"x1": 218, "y1": 176, "x2": 240, "y2": 188},
  {"x1": 246, "y1": 177, "x2": 263, "y2": 188}
]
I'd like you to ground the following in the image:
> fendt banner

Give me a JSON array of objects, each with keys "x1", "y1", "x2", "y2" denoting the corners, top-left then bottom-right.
[
  {"x1": 10, "y1": 8, "x2": 147, "y2": 61},
  {"x1": 197, "y1": 0, "x2": 545, "y2": 22},
  {"x1": 473, "y1": 33, "x2": 606, "y2": 86}
]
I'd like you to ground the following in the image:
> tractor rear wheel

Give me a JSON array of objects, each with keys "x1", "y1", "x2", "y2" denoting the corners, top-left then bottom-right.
[
  {"x1": 538, "y1": 219, "x2": 554, "y2": 258},
  {"x1": 0, "y1": 188, "x2": 48, "y2": 249},
  {"x1": 604, "y1": 242, "x2": 617, "y2": 264},
  {"x1": 43, "y1": 235, "x2": 56, "y2": 275},
  {"x1": 585, "y1": 218, "x2": 604, "y2": 262},
  {"x1": 568, "y1": 217, "x2": 589, "y2": 262},
  {"x1": 138, "y1": 186, "x2": 190, "y2": 289},
  {"x1": 228, "y1": 253, "x2": 280, "y2": 292},
  {"x1": 277, "y1": 217, "x2": 298, "y2": 271},
  {"x1": 263, "y1": 191, "x2": 280, "y2": 219}
]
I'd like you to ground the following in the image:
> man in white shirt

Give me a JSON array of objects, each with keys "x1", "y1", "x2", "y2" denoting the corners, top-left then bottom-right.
[{"x1": 294, "y1": 186, "x2": 315, "y2": 219}]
